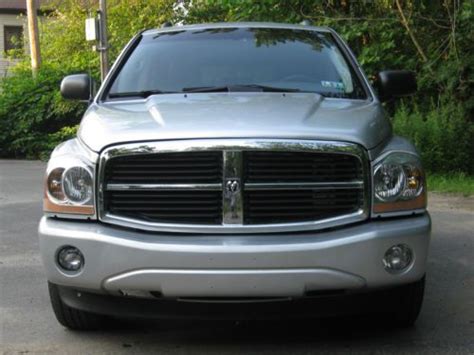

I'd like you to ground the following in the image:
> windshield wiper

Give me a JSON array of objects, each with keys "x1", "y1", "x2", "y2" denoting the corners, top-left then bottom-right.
[
  {"x1": 108, "y1": 89, "x2": 178, "y2": 98},
  {"x1": 109, "y1": 84, "x2": 315, "y2": 98},
  {"x1": 182, "y1": 86, "x2": 229, "y2": 93},
  {"x1": 182, "y1": 84, "x2": 306, "y2": 93}
]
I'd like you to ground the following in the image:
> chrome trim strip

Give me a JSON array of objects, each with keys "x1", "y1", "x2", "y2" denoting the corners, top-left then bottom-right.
[
  {"x1": 102, "y1": 210, "x2": 366, "y2": 234},
  {"x1": 99, "y1": 139, "x2": 364, "y2": 158},
  {"x1": 372, "y1": 209, "x2": 426, "y2": 219},
  {"x1": 106, "y1": 183, "x2": 222, "y2": 191},
  {"x1": 98, "y1": 139, "x2": 370, "y2": 234},
  {"x1": 222, "y1": 151, "x2": 243, "y2": 225},
  {"x1": 244, "y1": 181, "x2": 364, "y2": 191},
  {"x1": 45, "y1": 212, "x2": 95, "y2": 220}
]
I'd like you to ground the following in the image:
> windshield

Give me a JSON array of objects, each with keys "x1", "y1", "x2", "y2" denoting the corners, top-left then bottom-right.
[{"x1": 108, "y1": 27, "x2": 367, "y2": 99}]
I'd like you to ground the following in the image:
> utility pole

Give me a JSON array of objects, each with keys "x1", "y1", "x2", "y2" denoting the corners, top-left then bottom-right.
[
  {"x1": 26, "y1": 0, "x2": 41, "y2": 77},
  {"x1": 98, "y1": 0, "x2": 109, "y2": 81}
]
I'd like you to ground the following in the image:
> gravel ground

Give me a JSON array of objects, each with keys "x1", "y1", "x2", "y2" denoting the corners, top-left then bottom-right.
[{"x1": 1, "y1": 159, "x2": 473, "y2": 354}]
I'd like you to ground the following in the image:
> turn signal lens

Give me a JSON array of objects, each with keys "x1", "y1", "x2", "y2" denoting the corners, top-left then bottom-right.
[
  {"x1": 402, "y1": 165, "x2": 423, "y2": 199},
  {"x1": 47, "y1": 167, "x2": 65, "y2": 202}
]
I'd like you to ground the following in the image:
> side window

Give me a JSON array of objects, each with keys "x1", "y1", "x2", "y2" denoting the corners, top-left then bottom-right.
[
  {"x1": 327, "y1": 45, "x2": 354, "y2": 93},
  {"x1": 4, "y1": 26, "x2": 24, "y2": 53}
]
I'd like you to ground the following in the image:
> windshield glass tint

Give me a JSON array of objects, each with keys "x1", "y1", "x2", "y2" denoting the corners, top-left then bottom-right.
[{"x1": 108, "y1": 28, "x2": 367, "y2": 99}]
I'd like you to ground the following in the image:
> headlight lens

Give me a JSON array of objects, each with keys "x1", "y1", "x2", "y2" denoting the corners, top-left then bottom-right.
[
  {"x1": 373, "y1": 153, "x2": 426, "y2": 214},
  {"x1": 44, "y1": 160, "x2": 95, "y2": 216},
  {"x1": 63, "y1": 166, "x2": 93, "y2": 204},
  {"x1": 374, "y1": 163, "x2": 405, "y2": 202}
]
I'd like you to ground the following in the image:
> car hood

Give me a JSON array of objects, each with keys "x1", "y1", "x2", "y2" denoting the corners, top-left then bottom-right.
[{"x1": 79, "y1": 93, "x2": 390, "y2": 152}]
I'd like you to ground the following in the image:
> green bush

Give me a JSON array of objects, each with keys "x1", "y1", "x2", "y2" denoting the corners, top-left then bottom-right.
[
  {"x1": 0, "y1": 65, "x2": 85, "y2": 159},
  {"x1": 40, "y1": 125, "x2": 79, "y2": 160},
  {"x1": 393, "y1": 102, "x2": 474, "y2": 174},
  {"x1": 0, "y1": 0, "x2": 472, "y2": 175},
  {"x1": 0, "y1": 0, "x2": 177, "y2": 160},
  {"x1": 427, "y1": 173, "x2": 474, "y2": 196}
]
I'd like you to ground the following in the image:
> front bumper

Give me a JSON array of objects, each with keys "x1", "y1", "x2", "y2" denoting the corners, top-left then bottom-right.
[{"x1": 38, "y1": 214, "x2": 431, "y2": 298}]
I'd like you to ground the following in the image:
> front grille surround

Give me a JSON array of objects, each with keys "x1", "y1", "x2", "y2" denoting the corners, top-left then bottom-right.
[{"x1": 98, "y1": 139, "x2": 370, "y2": 234}]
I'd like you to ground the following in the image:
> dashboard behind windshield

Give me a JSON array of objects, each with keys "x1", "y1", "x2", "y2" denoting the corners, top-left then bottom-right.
[{"x1": 107, "y1": 27, "x2": 367, "y2": 99}]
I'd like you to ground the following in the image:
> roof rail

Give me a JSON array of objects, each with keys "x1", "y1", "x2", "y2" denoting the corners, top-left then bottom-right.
[{"x1": 161, "y1": 22, "x2": 173, "y2": 28}]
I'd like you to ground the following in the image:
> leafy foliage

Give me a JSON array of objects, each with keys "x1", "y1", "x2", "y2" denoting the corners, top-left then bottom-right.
[
  {"x1": 177, "y1": 0, "x2": 474, "y2": 174},
  {"x1": 0, "y1": 65, "x2": 84, "y2": 158},
  {"x1": 0, "y1": 0, "x2": 176, "y2": 159},
  {"x1": 393, "y1": 102, "x2": 474, "y2": 174},
  {"x1": 40, "y1": 0, "x2": 176, "y2": 73},
  {"x1": 180, "y1": 1, "x2": 474, "y2": 112},
  {"x1": 0, "y1": 0, "x2": 472, "y2": 173}
]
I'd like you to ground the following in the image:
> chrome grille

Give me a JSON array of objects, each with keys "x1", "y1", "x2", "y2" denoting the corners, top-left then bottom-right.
[
  {"x1": 104, "y1": 152, "x2": 222, "y2": 225},
  {"x1": 243, "y1": 151, "x2": 363, "y2": 224},
  {"x1": 99, "y1": 139, "x2": 369, "y2": 233}
]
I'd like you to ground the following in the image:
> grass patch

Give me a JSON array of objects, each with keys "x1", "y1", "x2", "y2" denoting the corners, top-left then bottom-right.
[{"x1": 427, "y1": 173, "x2": 474, "y2": 196}]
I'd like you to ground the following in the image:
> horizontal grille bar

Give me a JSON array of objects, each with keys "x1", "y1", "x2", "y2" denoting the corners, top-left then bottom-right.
[
  {"x1": 244, "y1": 181, "x2": 363, "y2": 190},
  {"x1": 106, "y1": 183, "x2": 222, "y2": 191},
  {"x1": 106, "y1": 181, "x2": 363, "y2": 192}
]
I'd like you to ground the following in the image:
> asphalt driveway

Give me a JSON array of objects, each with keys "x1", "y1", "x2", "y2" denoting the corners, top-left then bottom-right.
[{"x1": 1, "y1": 160, "x2": 473, "y2": 354}]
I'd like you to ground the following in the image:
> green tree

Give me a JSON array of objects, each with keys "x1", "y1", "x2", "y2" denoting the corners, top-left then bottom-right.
[
  {"x1": 0, "y1": 0, "x2": 472, "y2": 174},
  {"x1": 0, "y1": 0, "x2": 176, "y2": 159}
]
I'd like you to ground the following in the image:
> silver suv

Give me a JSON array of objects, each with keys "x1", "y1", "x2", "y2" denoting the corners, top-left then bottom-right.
[{"x1": 39, "y1": 22, "x2": 430, "y2": 330}]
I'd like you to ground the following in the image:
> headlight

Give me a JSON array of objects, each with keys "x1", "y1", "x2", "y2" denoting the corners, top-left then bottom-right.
[
  {"x1": 373, "y1": 152, "x2": 426, "y2": 214},
  {"x1": 44, "y1": 159, "x2": 95, "y2": 216},
  {"x1": 63, "y1": 166, "x2": 93, "y2": 204}
]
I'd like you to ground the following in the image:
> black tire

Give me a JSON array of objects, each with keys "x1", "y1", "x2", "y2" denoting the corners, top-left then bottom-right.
[
  {"x1": 48, "y1": 282, "x2": 106, "y2": 330},
  {"x1": 393, "y1": 276, "x2": 425, "y2": 327}
]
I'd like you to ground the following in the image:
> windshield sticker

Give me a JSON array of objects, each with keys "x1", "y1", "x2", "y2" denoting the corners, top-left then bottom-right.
[{"x1": 321, "y1": 81, "x2": 345, "y2": 91}]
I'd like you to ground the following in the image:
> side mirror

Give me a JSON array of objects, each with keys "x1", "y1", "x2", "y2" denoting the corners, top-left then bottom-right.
[
  {"x1": 60, "y1": 74, "x2": 93, "y2": 101},
  {"x1": 376, "y1": 70, "x2": 416, "y2": 102}
]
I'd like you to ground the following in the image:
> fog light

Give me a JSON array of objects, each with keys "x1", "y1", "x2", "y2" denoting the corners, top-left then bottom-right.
[
  {"x1": 383, "y1": 244, "x2": 412, "y2": 273},
  {"x1": 57, "y1": 246, "x2": 84, "y2": 272}
]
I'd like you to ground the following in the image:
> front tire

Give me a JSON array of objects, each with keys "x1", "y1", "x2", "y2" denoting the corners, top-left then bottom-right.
[
  {"x1": 392, "y1": 276, "x2": 425, "y2": 327},
  {"x1": 48, "y1": 282, "x2": 106, "y2": 330}
]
